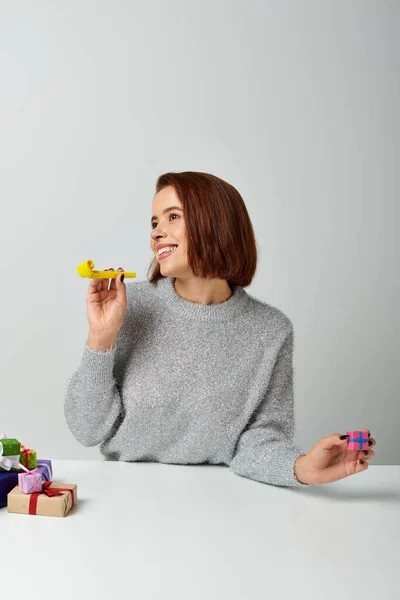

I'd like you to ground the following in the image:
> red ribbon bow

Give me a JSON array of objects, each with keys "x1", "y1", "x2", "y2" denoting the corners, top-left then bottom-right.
[{"x1": 28, "y1": 480, "x2": 75, "y2": 515}]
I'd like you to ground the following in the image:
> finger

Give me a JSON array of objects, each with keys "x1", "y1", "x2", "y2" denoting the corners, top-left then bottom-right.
[
  {"x1": 89, "y1": 272, "x2": 107, "y2": 294},
  {"x1": 116, "y1": 267, "x2": 125, "y2": 296},
  {"x1": 88, "y1": 278, "x2": 101, "y2": 292},
  {"x1": 358, "y1": 449, "x2": 375, "y2": 460},
  {"x1": 110, "y1": 267, "x2": 124, "y2": 292},
  {"x1": 117, "y1": 267, "x2": 125, "y2": 284},
  {"x1": 360, "y1": 429, "x2": 371, "y2": 438},
  {"x1": 357, "y1": 458, "x2": 369, "y2": 470},
  {"x1": 323, "y1": 434, "x2": 349, "y2": 449}
]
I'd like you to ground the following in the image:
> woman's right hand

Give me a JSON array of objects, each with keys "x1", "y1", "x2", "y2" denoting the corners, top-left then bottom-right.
[{"x1": 86, "y1": 267, "x2": 127, "y2": 338}]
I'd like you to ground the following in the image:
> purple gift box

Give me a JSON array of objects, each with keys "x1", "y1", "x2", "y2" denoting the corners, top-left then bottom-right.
[
  {"x1": 18, "y1": 469, "x2": 42, "y2": 494},
  {"x1": 0, "y1": 470, "x2": 20, "y2": 508},
  {"x1": 35, "y1": 459, "x2": 53, "y2": 482}
]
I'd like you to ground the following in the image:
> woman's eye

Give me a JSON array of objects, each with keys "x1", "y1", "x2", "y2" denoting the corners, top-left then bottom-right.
[{"x1": 152, "y1": 213, "x2": 179, "y2": 230}]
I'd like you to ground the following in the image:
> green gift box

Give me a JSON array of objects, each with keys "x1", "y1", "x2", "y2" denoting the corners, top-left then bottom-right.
[
  {"x1": 0, "y1": 438, "x2": 22, "y2": 471},
  {"x1": 20, "y1": 446, "x2": 37, "y2": 470}
]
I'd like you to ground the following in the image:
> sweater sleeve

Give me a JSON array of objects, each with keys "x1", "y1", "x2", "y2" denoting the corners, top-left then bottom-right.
[
  {"x1": 229, "y1": 325, "x2": 311, "y2": 488},
  {"x1": 63, "y1": 339, "x2": 124, "y2": 447}
]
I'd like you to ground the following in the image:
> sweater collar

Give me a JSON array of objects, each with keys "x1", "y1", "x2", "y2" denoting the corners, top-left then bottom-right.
[{"x1": 154, "y1": 276, "x2": 252, "y2": 321}]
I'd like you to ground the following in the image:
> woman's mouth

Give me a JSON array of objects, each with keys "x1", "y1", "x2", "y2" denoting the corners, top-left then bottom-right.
[{"x1": 158, "y1": 246, "x2": 178, "y2": 261}]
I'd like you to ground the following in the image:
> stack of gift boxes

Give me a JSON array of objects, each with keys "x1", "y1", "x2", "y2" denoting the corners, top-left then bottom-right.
[{"x1": 0, "y1": 434, "x2": 77, "y2": 517}]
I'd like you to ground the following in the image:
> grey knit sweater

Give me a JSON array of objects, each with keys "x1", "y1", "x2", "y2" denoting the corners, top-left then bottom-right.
[{"x1": 64, "y1": 276, "x2": 310, "y2": 488}]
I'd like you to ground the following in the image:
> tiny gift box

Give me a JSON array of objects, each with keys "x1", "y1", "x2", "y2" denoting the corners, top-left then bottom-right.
[
  {"x1": 20, "y1": 445, "x2": 37, "y2": 470},
  {"x1": 0, "y1": 471, "x2": 20, "y2": 508},
  {"x1": 18, "y1": 470, "x2": 43, "y2": 494},
  {"x1": 0, "y1": 438, "x2": 22, "y2": 471},
  {"x1": 347, "y1": 430, "x2": 369, "y2": 451},
  {"x1": 8, "y1": 481, "x2": 77, "y2": 517}
]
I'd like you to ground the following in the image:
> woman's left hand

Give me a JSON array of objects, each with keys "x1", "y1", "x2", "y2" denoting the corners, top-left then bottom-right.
[{"x1": 295, "y1": 429, "x2": 376, "y2": 485}]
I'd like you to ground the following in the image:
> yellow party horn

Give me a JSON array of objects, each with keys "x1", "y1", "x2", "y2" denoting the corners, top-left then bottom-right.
[{"x1": 77, "y1": 260, "x2": 136, "y2": 279}]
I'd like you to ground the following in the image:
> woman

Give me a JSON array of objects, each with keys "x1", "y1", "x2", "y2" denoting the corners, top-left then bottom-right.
[{"x1": 64, "y1": 171, "x2": 376, "y2": 487}]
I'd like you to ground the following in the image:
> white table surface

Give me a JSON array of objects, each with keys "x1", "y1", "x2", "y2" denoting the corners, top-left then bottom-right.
[{"x1": 2, "y1": 460, "x2": 400, "y2": 599}]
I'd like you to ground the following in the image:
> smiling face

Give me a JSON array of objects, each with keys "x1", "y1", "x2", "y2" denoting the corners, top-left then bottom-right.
[{"x1": 151, "y1": 185, "x2": 190, "y2": 276}]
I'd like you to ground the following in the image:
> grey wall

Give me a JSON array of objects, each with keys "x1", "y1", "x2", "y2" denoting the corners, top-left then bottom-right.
[{"x1": 1, "y1": 0, "x2": 398, "y2": 463}]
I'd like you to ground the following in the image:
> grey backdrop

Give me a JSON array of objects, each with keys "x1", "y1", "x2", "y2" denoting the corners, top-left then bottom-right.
[{"x1": 1, "y1": 0, "x2": 398, "y2": 463}]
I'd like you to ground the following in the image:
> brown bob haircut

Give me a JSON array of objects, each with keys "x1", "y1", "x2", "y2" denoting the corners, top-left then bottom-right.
[{"x1": 147, "y1": 171, "x2": 259, "y2": 288}]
